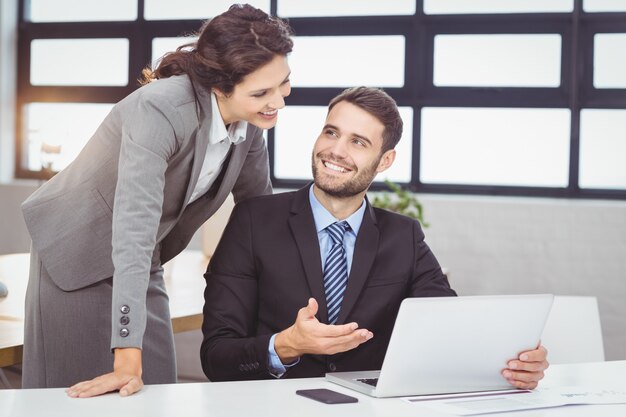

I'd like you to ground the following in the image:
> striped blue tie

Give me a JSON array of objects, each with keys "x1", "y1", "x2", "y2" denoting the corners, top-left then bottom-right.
[{"x1": 323, "y1": 221, "x2": 350, "y2": 324}]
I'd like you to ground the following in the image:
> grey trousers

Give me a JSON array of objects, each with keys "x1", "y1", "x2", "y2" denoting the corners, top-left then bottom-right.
[{"x1": 22, "y1": 249, "x2": 177, "y2": 388}]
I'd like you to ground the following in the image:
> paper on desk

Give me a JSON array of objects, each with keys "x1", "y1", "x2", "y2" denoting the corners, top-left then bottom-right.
[{"x1": 403, "y1": 386, "x2": 626, "y2": 415}]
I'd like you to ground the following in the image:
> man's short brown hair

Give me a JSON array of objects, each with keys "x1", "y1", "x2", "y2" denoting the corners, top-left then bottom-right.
[{"x1": 328, "y1": 87, "x2": 403, "y2": 153}]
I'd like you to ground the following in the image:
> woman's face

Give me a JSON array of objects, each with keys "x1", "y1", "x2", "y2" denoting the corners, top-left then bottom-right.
[{"x1": 215, "y1": 54, "x2": 291, "y2": 129}]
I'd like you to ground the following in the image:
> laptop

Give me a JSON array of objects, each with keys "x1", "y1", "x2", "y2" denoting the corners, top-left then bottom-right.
[{"x1": 326, "y1": 294, "x2": 554, "y2": 398}]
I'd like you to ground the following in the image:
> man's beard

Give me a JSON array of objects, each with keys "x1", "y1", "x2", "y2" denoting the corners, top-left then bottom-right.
[{"x1": 311, "y1": 152, "x2": 380, "y2": 198}]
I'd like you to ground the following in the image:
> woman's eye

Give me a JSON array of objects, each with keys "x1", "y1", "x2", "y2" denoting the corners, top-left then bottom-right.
[{"x1": 252, "y1": 91, "x2": 267, "y2": 98}]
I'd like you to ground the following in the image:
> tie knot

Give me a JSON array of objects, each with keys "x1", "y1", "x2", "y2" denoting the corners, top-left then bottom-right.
[{"x1": 326, "y1": 221, "x2": 350, "y2": 245}]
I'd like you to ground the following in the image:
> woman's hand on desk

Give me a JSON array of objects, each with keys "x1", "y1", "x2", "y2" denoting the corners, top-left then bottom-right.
[
  {"x1": 66, "y1": 347, "x2": 143, "y2": 398},
  {"x1": 502, "y1": 345, "x2": 549, "y2": 390}
]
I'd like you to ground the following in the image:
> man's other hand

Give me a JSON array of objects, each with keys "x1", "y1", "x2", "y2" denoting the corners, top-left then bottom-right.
[{"x1": 502, "y1": 345, "x2": 549, "y2": 389}]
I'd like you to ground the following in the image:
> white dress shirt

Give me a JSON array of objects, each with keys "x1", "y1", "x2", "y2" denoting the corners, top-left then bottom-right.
[{"x1": 187, "y1": 93, "x2": 248, "y2": 205}]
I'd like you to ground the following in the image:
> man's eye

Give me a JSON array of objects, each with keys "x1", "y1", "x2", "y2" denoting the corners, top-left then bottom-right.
[
  {"x1": 353, "y1": 138, "x2": 365, "y2": 146},
  {"x1": 326, "y1": 130, "x2": 338, "y2": 137}
]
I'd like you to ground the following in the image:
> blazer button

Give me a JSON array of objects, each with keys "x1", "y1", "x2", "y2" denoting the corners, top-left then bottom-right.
[
  {"x1": 120, "y1": 328, "x2": 130, "y2": 338},
  {"x1": 328, "y1": 362, "x2": 337, "y2": 372},
  {"x1": 120, "y1": 305, "x2": 130, "y2": 314},
  {"x1": 120, "y1": 316, "x2": 130, "y2": 325}
]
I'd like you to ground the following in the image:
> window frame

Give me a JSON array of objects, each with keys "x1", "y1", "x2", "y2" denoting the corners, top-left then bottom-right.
[{"x1": 14, "y1": 0, "x2": 626, "y2": 199}]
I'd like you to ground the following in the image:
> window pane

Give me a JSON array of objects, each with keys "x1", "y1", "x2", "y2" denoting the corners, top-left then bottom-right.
[
  {"x1": 593, "y1": 34, "x2": 626, "y2": 88},
  {"x1": 434, "y1": 35, "x2": 561, "y2": 87},
  {"x1": 30, "y1": 39, "x2": 129, "y2": 86},
  {"x1": 274, "y1": 106, "x2": 326, "y2": 180},
  {"x1": 579, "y1": 109, "x2": 626, "y2": 189},
  {"x1": 420, "y1": 107, "x2": 571, "y2": 187},
  {"x1": 24, "y1": 103, "x2": 113, "y2": 172},
  {"x1": 152, "y1": 37, "x2": 198, "y2": 69},
  {"x1": 584, "y1": 0, "x2": 626, "y2": 12},
  {"x1": 274, "y1": 106, "x2": 412, "y2": 183},
  {"x1": 424, "y1": 0, "x2": 573, "y2": 14},
  {"x1": 28, "y1": 0, "x2": 137, "y2": 22},
  {"x1": 278, "y1": 0, "x2": 415, "y2": 17},
  {"x1": 290, "y1": 36, "x2": 405, "y2": 88},
  {"x1": 144, "y1": 0, "x2": 269, "y2": 20}
]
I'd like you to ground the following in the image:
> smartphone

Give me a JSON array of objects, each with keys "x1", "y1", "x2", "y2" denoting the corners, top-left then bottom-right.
[{"x1": 296, "y1": 388, "x2": 358, "y2": 404}]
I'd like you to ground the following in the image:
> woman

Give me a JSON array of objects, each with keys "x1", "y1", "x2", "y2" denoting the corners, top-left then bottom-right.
[{"x1": 21, "y1": 4, "x2": 293, "y2": 397}]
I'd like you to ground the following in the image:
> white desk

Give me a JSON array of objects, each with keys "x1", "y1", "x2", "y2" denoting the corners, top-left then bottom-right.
[{"x1": 1, "y1": 361, "x2": 625, "y2": 417}]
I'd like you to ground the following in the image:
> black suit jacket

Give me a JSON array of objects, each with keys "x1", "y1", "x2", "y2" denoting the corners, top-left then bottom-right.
[{"x1": 201, "y1": 185, "x2": 456, "y2": 381}]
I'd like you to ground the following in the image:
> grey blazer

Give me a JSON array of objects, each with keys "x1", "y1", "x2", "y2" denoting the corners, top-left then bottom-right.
[{"x1": 22, "y1": 74, "x2": 272, "y2": 349}]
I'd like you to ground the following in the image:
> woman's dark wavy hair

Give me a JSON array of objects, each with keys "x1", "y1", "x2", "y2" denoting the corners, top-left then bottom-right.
[{"x1": 141, "y1": 4, "x2": 294, "y2": 94}]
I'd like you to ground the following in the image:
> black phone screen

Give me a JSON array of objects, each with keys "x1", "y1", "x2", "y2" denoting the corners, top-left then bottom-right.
[{"x1": 296, "y1": 388, "x2": 359, "y2": 404}]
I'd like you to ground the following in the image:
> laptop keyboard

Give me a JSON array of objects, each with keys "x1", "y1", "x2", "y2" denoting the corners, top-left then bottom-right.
[{"x1": 356, "y1": 378, "x2": 379, "y2": 387}]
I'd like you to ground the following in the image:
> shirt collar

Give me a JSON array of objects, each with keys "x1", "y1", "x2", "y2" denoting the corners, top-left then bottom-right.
[
  {"x1": 308, "y1": 184, "x2": 366, "y2": 236},
  {"x1": 209, "y1": 92, "x2": 248, "y2": 146}
]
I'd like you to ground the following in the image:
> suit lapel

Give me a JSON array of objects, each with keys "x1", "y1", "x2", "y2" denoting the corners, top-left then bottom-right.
[
  {"x1": 169, "y1": 133, "x2": 252, "y2": 247},
  {"x1": 178, "y1": 78, "x2": 251, "y2": 216},
  {"x1": 336, "y1": 200, "x2": 379, "y2": 324},
  {"x1": 180, "y1": 80, "x2": 213, "y2": 210},
  {"x1": 288, "y1": 186, "x2": 328, "y2": 323},
  {"x1": 207, "y1": 127, "x2": 251, "y2": 204}
]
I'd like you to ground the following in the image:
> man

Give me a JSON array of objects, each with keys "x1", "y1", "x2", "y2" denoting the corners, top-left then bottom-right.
[{"x1": 201, "y1": 87, "x2": 548, "y2": 387}]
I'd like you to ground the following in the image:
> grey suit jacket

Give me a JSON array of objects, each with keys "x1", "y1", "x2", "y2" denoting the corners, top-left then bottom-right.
[{"x1": 22, "y1": 74, "x2": 272, "y2": 349}]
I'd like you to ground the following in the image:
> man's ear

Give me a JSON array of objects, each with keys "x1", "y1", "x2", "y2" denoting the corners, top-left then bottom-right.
[{"x1": 376, "y1": 149, "x2": 396, "y2": 173}]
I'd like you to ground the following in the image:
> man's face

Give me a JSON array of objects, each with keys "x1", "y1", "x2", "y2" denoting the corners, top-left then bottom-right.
[{"x1": 311, "y1": 101, "x2": 395, "y2": 198}]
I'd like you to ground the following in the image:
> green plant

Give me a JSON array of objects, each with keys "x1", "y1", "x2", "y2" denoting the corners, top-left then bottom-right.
[{"x1": 371, "y1": 179, "x2": 429, "y2": 227}]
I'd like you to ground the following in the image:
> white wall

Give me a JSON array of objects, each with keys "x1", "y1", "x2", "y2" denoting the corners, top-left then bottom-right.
[
  {"x1": 0, "y1": 0, "x2": 33, "y2": 249},
  {"x1": 0, "y1": 183, "x2": 38, "y2": 254},
  {"x1": 0, "y1": 0, "x2": 17, "y2": 183},
  {"x1": 417, "y1": 194, "x2": 626, "y2": 361}
]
